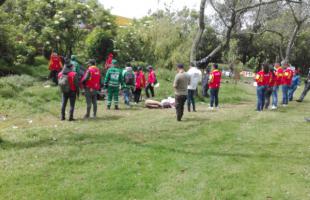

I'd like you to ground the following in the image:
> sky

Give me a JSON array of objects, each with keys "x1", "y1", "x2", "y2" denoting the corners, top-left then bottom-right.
[{"x1": 99, "y1": 0, "x2": 203, "y2": 19}]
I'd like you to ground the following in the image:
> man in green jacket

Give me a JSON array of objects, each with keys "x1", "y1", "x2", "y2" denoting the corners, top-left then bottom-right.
[
  {"x1": 104, "y1": 59, "x2": 123, "y2": 110},
  {"x1": 123, "y1": 65, "x2": 135, "y2": 107}
]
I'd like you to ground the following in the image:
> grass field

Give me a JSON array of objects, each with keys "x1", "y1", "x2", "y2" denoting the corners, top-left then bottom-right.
[{"x1": 0, "y1": 71, "x2": 309, "y2": 200}]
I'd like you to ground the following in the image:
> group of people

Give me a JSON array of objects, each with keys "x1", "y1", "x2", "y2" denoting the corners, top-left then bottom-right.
[
  {"x1": 255, "y1": 62, "x2": 310, "y2": 112},
  {"x1": 173, "y1": 63, "x2": 222, "y2": 121},
  {"x1": 49, "y1": 53, "x2": 158, "y2": 121}
]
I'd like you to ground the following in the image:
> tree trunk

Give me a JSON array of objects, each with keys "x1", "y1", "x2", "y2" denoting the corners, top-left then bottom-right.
[
  {"x1": 283, "y1": 23, "x2": 300, "y2": 64},
  {"x1": 190, "y1": 0, "x2": 207, "y2": 64}
]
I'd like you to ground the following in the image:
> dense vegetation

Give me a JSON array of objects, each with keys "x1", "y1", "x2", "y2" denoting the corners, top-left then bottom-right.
[{"x1": 1, "y1": 0, "x2": 310, "y2": 75}]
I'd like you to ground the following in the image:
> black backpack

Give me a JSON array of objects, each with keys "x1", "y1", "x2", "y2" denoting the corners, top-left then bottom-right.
[
  {"x1": 125, "y1": 72, "x2": 134, "y2": 85},
  {"x1": 59, "y1": 74, "x2": 70, "y2": 93}
]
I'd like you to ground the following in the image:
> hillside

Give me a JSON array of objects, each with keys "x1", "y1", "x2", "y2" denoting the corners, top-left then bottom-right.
[{"x1": 115, "y1": 15, "x2": 132, "y2": 26}]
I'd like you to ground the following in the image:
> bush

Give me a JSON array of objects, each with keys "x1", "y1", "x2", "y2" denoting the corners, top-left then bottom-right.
[{"x1": 0, "y1": 75, "x2": 36, "y2": 98}]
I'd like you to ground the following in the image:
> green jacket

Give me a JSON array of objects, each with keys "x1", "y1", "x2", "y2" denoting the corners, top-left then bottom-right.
[
  {"x1": 104, "y1": 67, "x2": 123, "y2": 88},
  {"x1": 70, "y1": 55, "x2": 81, "y2": 74}
]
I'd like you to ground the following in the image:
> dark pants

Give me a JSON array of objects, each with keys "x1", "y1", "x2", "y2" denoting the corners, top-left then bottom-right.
[
  {"x1": 264, "y1": 87, "x2": 272, "y2": 109},
  {"x1": 134, "y1": 89, "x2": 142, "y2": 103},
  {"x1": 210, "y1": 88, "x2": 219, "y2": 107},
  {"x1": 256, "y1": 86, "x2": 266, "y2": 111},
  {"x1": 298, "y1": 81, "x2": 310, "y2": 101},
  {"x1": 145, "y1": 84, "x2": 154, "y2": 98},
  {"x1": 175, "y1": 95, "x2": 187, "y2": 121},
  {"x1": 61, "y1": 91, "x2": 76, "y2": 120},
  {"x1": 85, "y1": 89, "x2": 97, "y2": 117},
  {"x1": 202, "y1": 84, "x2": 209, "y2": 97},
  {"x1": 49, "y1": 70, "x2": 59, "y2": 85},
  {"x1": 288, "y1": 85, "x2": 298, "y2": 101},
  {"x1": 187, "y1": 89, "x2": 196, "y2": 111}
]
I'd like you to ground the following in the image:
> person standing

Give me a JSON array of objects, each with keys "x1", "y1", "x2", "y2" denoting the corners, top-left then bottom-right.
[
  {"x1": 173, "y1": 64, "x2": 190, "y2": 121},
  {"x1": 208, "y1": 64, "x2": 222, "y2": 109},
  {"x1": 187, "y1": 63, "x2": 202, "y2": 112},
  {"x1": 81, "y1": 59, "x2": 101, "y2": 118},
  {"x1": 271, "y1": 63, "x2": 283, "y2": 109},
  {"x1": 48, "y1": 52, "x2": 63, "y2": 85},
  {"x1": 255, "y1": 64, "x2": 271, "y2": 111},
  {"x1": 104, "y1": 59, "x2": 123, "y2": 110},
  {"x1": 58, "y1": 59, "x2": 79, "y2": 121},
  {"x1": 70, "y1": 55, "x2": 81, "y2": 76},
  {"x1": 123, "y1": 66, "x2": 135, "y2": 107},
  {"x1": 134, "y1": 66, "x2": 146, "y2": 104},
  {"x1": 281, "y1": 63, "x2": 293, "y2": 106},
  {"x1": 297, "y1": 67, "x2": 310, "y2": 102},
  {"x1": 288, "y1": 70, "x2": 301, "y2": 101},
  {"x1": 264, "y1": 67, "x2": 276, "y2": 109},
  {"x1": 202, "y1": 67, "x2": 210, "y2": 98},
  {"x1": 145, "y1": 66, "x2": 156, "y2": 98}
]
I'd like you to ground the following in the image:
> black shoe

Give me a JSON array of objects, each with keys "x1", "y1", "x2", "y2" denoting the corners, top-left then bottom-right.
[
  {"x1": 68, "y1": 118, "x2": 75, "y2": 121},
  {"x1": 107, "y1": 106, "x2": 111, "y2": 110},
  {"x1": 83, "y1": 115, "x2": 90, "y2": 119},
  {"x1": 115, "y1": 105, "x2": 119, "y2": 110},
  {"x1": 296, "y1": 99, "x2": 302, "y2": 102},
  {"x1": 61, "y1": 117, "x2": 65, "y2": 121}
]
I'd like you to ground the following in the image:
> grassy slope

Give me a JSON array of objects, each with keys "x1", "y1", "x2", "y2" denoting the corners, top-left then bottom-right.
[{"x1": 0, "y1": 68, "x2": 309, "y2": 200}]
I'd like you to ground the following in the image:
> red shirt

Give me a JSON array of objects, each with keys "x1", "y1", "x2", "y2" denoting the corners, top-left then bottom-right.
[
  {"x1": 49, "y1": 55, "x2": 62, "y2": 71},
  {"x1": 58, "y1": 71, "x2": 77, "y2": 92},
  {"x1": 282, "y1": 68, "x2": 293, "y2": 86},
  {"x1": 269, "y1": 72, "x2": 276, "y2": 87},
  {"x1": 255, "y1": 70, "x2": 271, "y2": 86},
  {"x1": 86, "y1": 66, "x2": 101, "y2": 90},
  {"x1": 274, "y1": 67, "x2": 283, "y2": 86},
  {"x1": 208, "y1": 69, "x2": 222, "y2": 89},
  {"x1": 135, "y1": 71, "x2": 146, "y2": 89},
  {"x1": 147, "y1": 70, "x2": 156, "y2": 84}
]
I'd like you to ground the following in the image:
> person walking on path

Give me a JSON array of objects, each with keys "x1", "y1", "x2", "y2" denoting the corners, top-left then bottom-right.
[
  {"x1": 81, "y1": 59, "x2": 101, "y2": 118},
  {"x1": 145, "y1": 66, "x2": 156, "y2": 98},
  {"x1": 297, "y1": 67, "x2": 310, "y2": 102},
  {"x1": 58, "y1": 59, "x2": 79, "y2": 121},
  {"x1": 173, "y1": 64, "x2": 190, "y2": 121},
  {"x1": 123, "y1": 66, "x2": 135, "y2": 107},
  {"x1": 134, "y1": 66, "x2": 146, "y2": 103},
  {"x1": 255, "y1": 64, "x2": 271, "y2": 111},
  {"x1": 49, "y1": 52, "x2": 63, "y2": 85},
  {"x1": 208, "y1": 64, "x2": 222, "y2": 109},
  {"x1": 187, "y1": 63, "x2": 202, "y2": 112},
  {"x1": 271, "y1": 63, "x2": 283, "y2": 109},
  {"x1": 281, "y1": 63, "x2": 293, "y2": 106},
  {"x1": 104, "y1": 59, "x2": 123, "y2": 110}
]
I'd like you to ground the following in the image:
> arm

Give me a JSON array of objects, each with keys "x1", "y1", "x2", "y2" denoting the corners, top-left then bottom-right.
[
  {"x1": 81, "y1": 70, "x2": 90, "y2": 85},
  {"x1": 104, "y1": 69, "x2": 110, "y2": 87}
]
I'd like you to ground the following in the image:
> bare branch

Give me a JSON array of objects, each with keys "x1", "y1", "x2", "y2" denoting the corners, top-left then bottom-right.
[{"x1": 209, "y1": 0, "x2": 229, "y2": 27}]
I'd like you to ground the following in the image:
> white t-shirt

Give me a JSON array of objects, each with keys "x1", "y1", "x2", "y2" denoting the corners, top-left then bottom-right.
[{"x1": 187, "y1": 67, "x2": 202, "y2": 90}]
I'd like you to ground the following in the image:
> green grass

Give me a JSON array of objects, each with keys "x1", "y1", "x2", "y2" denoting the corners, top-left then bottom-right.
[{"x1": 0, "y1": 73, "x2": 310, "y2": 200}]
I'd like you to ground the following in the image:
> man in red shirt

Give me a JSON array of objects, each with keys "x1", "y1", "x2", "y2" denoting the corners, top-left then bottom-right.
[
  {"x1": 81, "y1": 59, "x2": 101, "y2": 118},
  {"x1": 145, "y1": 66, "x2": 156, "y2": 98},
  {"x1": 58, "y1": 59, "x2": 79, "y2": 121},
  {"x1": 272, "y1": 63, "x2": 283, "y2": 109},
  {"x1": 255, "y1": 64, "x2": 271, "y2": 111},
  {"x1": 49, "y1": 52, "x2": 63, "y2": 85},
  {"x1": 208, "y1": 64, "x2": 222, "y2": 109},
  {"x1": 281, "y1": 63, "x2": 293, "y2": 106}
]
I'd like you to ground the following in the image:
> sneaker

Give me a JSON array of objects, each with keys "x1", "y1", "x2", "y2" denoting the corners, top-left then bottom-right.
[
  {"x1": 115, "y1": 105, "x2": 119, "y2": 110},
  {"x1": 208, "y1": 106, "x2": 214, "y2": 110},
  {"x1": 296, "y1": 99, "x2": 302, "y2": 102},
  {"x1": 282, "y1": 104, "x2": 288, "y2": 107},
  {"x1": 68, "y1": 118, "x2": 75, "y2": 122},
  {"x1": 61, "y1": 117, "x2": 65, "y2": 121},
  {"x1": 107, "y1": 106, "x2": 111, "y2": 110},
  {"x1": 271, "y1": 105, "x2": 277, "y2": 110},
  {"x1": 83, "y1": 115, "x2": 90, "y2": 119},
  {"x1": 215, "y1": 106, "x2": 219, "y2": 110}
]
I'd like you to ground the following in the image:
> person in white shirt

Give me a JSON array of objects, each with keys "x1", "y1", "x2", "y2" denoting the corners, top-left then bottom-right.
[{"x1": 187, "y1": 63, "x2": 202, "y2": 112}]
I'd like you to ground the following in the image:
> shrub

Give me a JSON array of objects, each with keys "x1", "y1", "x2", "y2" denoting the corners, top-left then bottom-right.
[{"x1": 0, "y1": 75, "x2": 36, "y2": 98}]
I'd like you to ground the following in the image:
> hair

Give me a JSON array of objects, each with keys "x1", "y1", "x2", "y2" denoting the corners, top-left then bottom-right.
[
  {"x1": 213, "y1": 63, "x2": 218, "y2": 69},
  {"x1": 177, "y1": 63, "x2": 184, "y2": 69},
  {"x1": 263, "y1": 63, "x2": 269, "y2": 73}
]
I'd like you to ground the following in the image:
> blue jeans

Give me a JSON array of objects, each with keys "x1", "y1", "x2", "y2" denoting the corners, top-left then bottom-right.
[
  {"x1": 210, "y1": 88, "x2": 219, "y2": 107},
  {"x1": 187, "y1": 89, "x2": 196, "y2": 110},
  {"x1": 256, "y1": 86, "x2": 266, "y2": 111},
  {"x1": 288, "y1": 85, "x2": 297, "y2": 101},
  {"x1": 282, "y1": 85, "x2": 289, "y2": 105},
  {"x1": 123, "y1": 89, "x2": 131, "y2": 105},
  {"x1": 272, "y1": 86, "x2": 279, "y2": 107}
]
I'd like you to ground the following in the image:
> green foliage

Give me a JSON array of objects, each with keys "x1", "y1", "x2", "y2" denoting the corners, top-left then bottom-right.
[
  {"x1": 245, "y1": 57, "x2": 259, "y2": 70},
  {"x1": 85, "y1": 28, "x2": 114, "y2": 63},
  {"x1": 0, "y1": 75, "x2": 35, "y2": 98}
]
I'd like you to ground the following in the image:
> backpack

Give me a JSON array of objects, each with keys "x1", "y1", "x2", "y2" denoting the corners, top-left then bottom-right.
[
  {"x1": 59, "y1": 74, "x2": 70, "y2": 93},
  {"x1": 125, "y1": 72, "x2": 134, "y2": 86}
]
